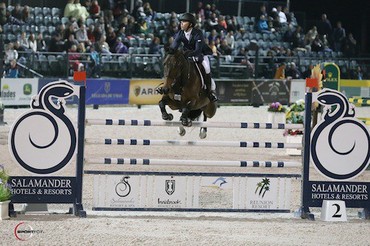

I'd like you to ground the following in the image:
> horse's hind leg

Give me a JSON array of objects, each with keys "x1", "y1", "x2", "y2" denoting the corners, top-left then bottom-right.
[
  {"x1": 159, "y1": 99, "x2": 173, "y2": 121},
  {"x1": 199, "y1": 113, "x2": 207, "y2": 139}
]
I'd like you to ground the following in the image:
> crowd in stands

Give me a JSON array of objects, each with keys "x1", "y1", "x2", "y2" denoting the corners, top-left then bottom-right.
[{"x1": 0, "y1": 0, "x2": 367, "y2": 79}]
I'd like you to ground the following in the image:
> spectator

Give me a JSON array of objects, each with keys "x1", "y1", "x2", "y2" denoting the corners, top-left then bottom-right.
[
  {"x1": 286, "y1": 62, "x2": 301, "y2": 79},
  {"x1": 195, "y1": 2, "x2": 205, "y2": 21},
  {"x1": 113, "y1": 37, "x2": 128, "y2": 53},
  {"x1": 4, "y1": 43, "x2": 18, "y2": 66},
  {"x1": 73, "y1": 0, "x2": 89, "y2": 21},
  {"x1": 343, "y1": 32, "x2": 357, "y2": 57},
  {"x1": 11, "y1": 3, "x2": 22, "y2": 20},
  {"x1": 64, "y1": 0, "x2": 77, "y2": 18},
  {"x1": 0, "y1": 2, "x2": 7, "y2": 25},
  {"x1": 22, "y1": 5, "x2": 32, "y2": 24},
  {"x1": 48, "y1": 33, "x2": 64, "y2": 52},
  {"x1": 274, "y1": 63, "x2": 286, "y2": 79},
  {"x1": 351, "y1": 66, "x2": 363, "y2": 80},
  {"x1": 90, "y1": 0, "x2": 101, "y2": 19},
  {"x1": 19, "y1": 32, "x2": 29, "y2": 50},
  {"x1": 149, "y1": 36, "x2": 161, "y2": 54},
  {"x1": 225, "y1": 31, "x2": 235, "y2": 49},
  {"x1": 36, "y1": 33, "x2": 47, "y2": 51},
  {"x1": 257, "y1": 15, "x2": 271, "y2": 34},
  {"x1": 292, "y1": 25, "x2": 305, "y2": 50},
  {"x1": 304, "y1": 26, "x2": 318, "y2": 48},
  {"x1": 65, "y1": 33, "x2": 79, "y2": 51},
  {"x1": 317, "y1": 14, "x2": 332, "y2": 40},
  {"x1": 217, "y1": 39, "x2": 232, "y2": 55},
  {"x1": 311, "y1": 36, "x2": 324, "y2": 52},
  {"x1": 88, "y1": 45, "x2": 101, "y2": 78},
  {"x1": 28, "y1": 34, "x2": 37, "y2": 53},
  {"x1": 106, "y1": 26, "x2": 117, "y2": 51},
  {"x1": 68, "y1": 44, "x2": 81, "y2": 72},
  {"x1": 143, "y1": 2, "x2": 155, "y2": 22},
  {"x1": 76, "y1": 24, "x2": 90, "y2": 45},
  {"x1": 276, "y1": 6, "x2": 287, "y2": 26},
  {"x1": 302, "y1": 64, "x2": 314, "y2": 78},
  {"x1": 5, "y1": 59, "x2": 19, "y2": 78},
  {"x1": 332, "y1": 21, "x2": 346, "y2": 52}
]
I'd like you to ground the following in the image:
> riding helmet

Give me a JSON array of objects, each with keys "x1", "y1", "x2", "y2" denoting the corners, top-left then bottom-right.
[{"x1": 179, "y1": 13, "x2": 197, "y2": 26}]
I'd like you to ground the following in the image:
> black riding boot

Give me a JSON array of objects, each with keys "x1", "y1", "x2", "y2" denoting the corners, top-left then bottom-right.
[{"x1": 204, "y1": 74, "x2": 218, "y2": 102}]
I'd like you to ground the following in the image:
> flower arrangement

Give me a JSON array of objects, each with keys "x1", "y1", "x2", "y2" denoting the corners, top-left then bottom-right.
[
  {"x1": 0, "y1": 165, "x2": 12, "y2": 202},
  {"x1": 285, "y1": 99, "x2": 305, "y2": 136},
  {"x1": 267, "y1": 102, "x2": 287, "y2": 113}
]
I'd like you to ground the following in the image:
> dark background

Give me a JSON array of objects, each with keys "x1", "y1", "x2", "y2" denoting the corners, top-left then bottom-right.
[{"x1": 8, "y1": 0, "x2": 370, "y2": 54}]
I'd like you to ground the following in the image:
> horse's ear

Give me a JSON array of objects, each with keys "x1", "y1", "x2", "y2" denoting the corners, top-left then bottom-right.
[{"x1": 165, "y1": 46, "x2": 176, "y2": 55}]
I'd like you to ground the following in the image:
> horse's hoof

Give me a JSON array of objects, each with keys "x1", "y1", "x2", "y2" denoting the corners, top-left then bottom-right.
[
  {"x1": 162, "y1": 113, "x2": 173, "y2": 121},
  {"x1": 199, "y1": 128, "x2": 207, "y2": 139},
  {"x1": 177, "y1": 126, "x2": 186, "y2": 136}
]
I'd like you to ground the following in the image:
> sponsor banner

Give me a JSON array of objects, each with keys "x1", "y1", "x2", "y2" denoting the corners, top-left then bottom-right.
[
  {"x1": 216, "y1": 80, "x2": 253, "y2": 103},
  {"x1": 38, "y1": 78, "x2": 78, "y2": 104},
  {"x1": 245, "y1": 177, "x2": 287, "y2": 210},
  {"x1": 216, "y1": 79, "x2": 291, "y2": 105},
  {"x1": 155, "y1": 176, "x2": 187, "y2": 208},
  {"x1": 290, "y1": 79, "x2": 306, "y2": 103},
  {"x1": 0, "y1": 78, "x2": 38, "y2": 106},
  {"x1": 95, "y1": 175, "x2": 140, "y2": 208},
  {"x1": 323, "y1": 63, "x2": 340, "y2": 90},
  {"x1": 86, "y1": 79, "x2": 130, "y2": 105},
  {"x1": 253, "y1": 79, "x2": 291, "y2": 104},
  {"x1": 9, "y1": 176, "x2": 76, "y2": 203},
  {"x1": 307, "y1": 181, "x2": 370, "y2": 208},
  {"x1": 129, "y1": 79, "x2": 162, "y2": 105}
]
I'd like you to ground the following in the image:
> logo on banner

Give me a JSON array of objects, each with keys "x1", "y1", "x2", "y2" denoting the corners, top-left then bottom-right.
[
  {"x1": 134, "y1": 85, "x2": 141, "y2": 96},
  {"x1": 115, "y1": 176, "x2": 131, "y2": 197},
  {"x1": 311, "y1": 89, "x2": 370, "y2": 180},
  {"x1": 9, "y1": 81, "x2": 78, "y2": 174},
  {"x1": 165, "y1": 179, "x2": 175, "y2": 195},
  {"x1": 255, "y1": 178, "x2": 270, "y2": 198}
]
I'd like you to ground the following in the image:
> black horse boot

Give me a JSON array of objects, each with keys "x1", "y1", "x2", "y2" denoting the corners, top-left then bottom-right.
[{"x1": 204, "y1": 73, "x2": 218, "y2": 102}]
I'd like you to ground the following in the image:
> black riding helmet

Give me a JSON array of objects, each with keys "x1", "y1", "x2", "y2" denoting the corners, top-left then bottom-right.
[{"x1": 179, "y1": 12, "x2": 197, "y2": 26}]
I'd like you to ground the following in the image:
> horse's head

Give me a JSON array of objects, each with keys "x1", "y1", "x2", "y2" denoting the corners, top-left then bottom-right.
[{"x1": 162, "y1": 50, "x2": 187, "y2": 94}]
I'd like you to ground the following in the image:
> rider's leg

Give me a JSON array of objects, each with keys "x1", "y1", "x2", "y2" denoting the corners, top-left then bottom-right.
[{"x1": 202, "y1": 56, "x2": 218, "y2": 102}]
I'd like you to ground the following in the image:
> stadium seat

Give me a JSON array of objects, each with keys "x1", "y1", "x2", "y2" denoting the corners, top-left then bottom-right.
[{"x1": 52, "y1": 7, "x2": 60, "y2": 17}]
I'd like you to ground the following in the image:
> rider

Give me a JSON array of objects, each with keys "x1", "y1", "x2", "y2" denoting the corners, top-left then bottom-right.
[{"x1": 165, "y1": 12, "x2": 218, "y2": 102}]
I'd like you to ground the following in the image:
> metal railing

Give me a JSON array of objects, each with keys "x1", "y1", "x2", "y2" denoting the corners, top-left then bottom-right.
[{"x1": 13, "y1": 50, "x2": 370, "y2": 80}]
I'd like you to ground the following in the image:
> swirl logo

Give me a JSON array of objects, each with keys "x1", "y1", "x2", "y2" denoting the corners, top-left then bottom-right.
[
  {"x1": 14, "y1": 222, "x2": 43, "y2": 241},
  {"x1": 8, "y1": 81, "x2": 78, "y2": 174},
  {"x1": 311, "y1": 89, "x2": 370, "y2": 180},
  {"x1": 115, "y1": 176, "x2": 131, "y2": 197}
]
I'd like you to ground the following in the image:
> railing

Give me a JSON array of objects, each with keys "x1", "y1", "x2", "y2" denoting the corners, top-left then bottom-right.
[{"x1": 13, "y1": 51, "x2": 370, "y2": 80}]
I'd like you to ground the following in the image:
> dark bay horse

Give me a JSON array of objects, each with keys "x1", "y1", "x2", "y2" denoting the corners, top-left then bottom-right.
[{"x1": 158, "y1": 50, "x2": 217, "y2": 138}]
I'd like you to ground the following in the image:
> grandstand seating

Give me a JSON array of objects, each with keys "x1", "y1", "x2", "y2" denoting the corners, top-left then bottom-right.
[{"x1": 2, "y1": 5, "x2": 367, "y2": 79}]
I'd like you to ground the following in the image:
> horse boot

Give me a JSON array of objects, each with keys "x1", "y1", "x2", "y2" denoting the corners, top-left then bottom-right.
[{"x1": 204, "y1": 73, "x2": 218, "y2": 102}]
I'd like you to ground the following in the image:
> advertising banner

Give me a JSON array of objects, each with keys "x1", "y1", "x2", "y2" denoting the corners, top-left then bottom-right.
[
  {"x1": 216, "y1": 79, "x2": 291, "y2": 105},
  {"x1": 0, "y1": 78, "x2": 38, "y2": 106},
  {"x1": 86, "y1": 79, "x2": 130, "y2": 105},
  {"x1": 323, "y1": 63, "x2": 340, "y2": 90},
  {"x1": 129, "y1": 79, "x2": 163, "y2": 105}
]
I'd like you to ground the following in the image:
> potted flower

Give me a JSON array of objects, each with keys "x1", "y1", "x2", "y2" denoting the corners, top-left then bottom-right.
[
  {"x1": 285, "y1": 100, "x2": 305, "y2": 156},
  {"x1": 0, "y1": 164, "x2": 12, "y2": 220},
  {"x1": 267, "y1": 102, "x2": 287, "y2": 124}
]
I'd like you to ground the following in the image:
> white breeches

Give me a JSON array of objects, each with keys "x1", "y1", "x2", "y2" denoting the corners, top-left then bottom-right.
[{"x1": 202, "y1": 56, "x2": 216, "y2": 90}]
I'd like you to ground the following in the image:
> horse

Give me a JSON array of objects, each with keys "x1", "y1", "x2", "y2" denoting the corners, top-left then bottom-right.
[{"x1": 158, "y1": 49, "x2": 217, "y2": 138}]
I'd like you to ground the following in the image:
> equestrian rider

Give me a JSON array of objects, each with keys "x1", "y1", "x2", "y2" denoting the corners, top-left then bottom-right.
[{"x1": 166, "y1": 12, "x2": 218, "y2": 102}]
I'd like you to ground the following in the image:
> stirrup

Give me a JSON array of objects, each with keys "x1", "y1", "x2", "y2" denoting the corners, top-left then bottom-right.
[{"x1": 208, "y1": 91, "x2": 218, "y2": 102}]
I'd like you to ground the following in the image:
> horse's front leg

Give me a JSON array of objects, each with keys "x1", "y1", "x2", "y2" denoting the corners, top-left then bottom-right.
[
  {"x1": 180, "y1": 101, "x2": 194, "y2": 126},
  {"x1": 159, "y1": 98, "x2": 173, "y2": 121},
  {"x1": 199, "y1": 113, "x2": 207, "y2": 139}
]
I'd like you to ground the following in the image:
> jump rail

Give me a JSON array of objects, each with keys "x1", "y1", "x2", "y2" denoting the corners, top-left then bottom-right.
[
  {"x1": 86, "y1": 119, "x2": 304, "y2": 129},
  {"x1": 85, "y1": 157, "x2": 301, "y2": 167},
  {"x1": 85, "y1": 138, "x2": 302, "y2": 149}
]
